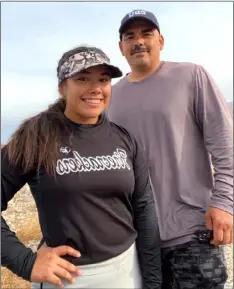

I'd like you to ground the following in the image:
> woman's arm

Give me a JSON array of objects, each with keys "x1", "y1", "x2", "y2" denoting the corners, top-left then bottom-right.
[
  {"x1": 2, "y1": 145, "x2": 82, "y2": 286},
  {"x1": 131, "y1": 139, "x2": 162, "y2": 289},
  {"x1": 1, "y1": 146, "x2": 37, "y2": 281}
]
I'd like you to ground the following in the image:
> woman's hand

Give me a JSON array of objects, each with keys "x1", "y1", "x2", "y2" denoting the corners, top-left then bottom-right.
[{"x1": 30, "y1": 245, "x2": 81, "y2": 288}]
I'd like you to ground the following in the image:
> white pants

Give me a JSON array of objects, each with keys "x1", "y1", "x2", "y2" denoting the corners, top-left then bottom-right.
[{"x1": 31, "y1": 243, "x2": 142, "y2": 288}]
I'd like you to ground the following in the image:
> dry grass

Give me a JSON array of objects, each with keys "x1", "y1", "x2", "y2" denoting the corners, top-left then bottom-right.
[
  {"x1": 16, "y1": 215, "x2": 42, "y2": 244},
  {"x1": 1, "y1": 268, "x2": 30, "y2": 289},
  {"x1": 1, "y1": 215, "x2": 42, "y2": 289}
]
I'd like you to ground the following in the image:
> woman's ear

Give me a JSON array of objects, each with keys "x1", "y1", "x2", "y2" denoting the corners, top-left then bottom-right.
[{"x1": 58, "y1": 82, "x2": 66, "y2": 99}]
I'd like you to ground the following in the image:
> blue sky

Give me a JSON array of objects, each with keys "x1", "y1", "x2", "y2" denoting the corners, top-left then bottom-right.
[{"x1": 1, "y1": 2, "x2": 233, "y2": 143}]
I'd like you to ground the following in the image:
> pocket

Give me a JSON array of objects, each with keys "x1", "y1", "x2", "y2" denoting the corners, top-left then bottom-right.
[
  {"x1": 30, "y1": 283, "x2": 43, "y2": 289},
  {"x1": 119, "y1": 257, "x2": 142, "y2": 289},
  {"x1": 118, "y1": 245, "x2": 139, "y2": 279}
]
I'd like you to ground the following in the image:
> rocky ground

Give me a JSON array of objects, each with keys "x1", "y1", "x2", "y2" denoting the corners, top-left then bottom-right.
[{"x1": 1, "y1": 185, "x2": 233, "y2": 289}]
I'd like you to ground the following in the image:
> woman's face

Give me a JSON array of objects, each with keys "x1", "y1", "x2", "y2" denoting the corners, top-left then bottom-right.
[{"x1": 60, "y1": 65, "x2": 112, "y2": 124}]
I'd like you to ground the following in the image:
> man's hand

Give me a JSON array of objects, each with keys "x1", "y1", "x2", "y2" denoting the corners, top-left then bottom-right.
[
  {"x1": 205, "y1": 207, "x2": 233, "y2": 245},
  {"x1": 30, "y1": 245, "x2": 81, "y2": 288}
]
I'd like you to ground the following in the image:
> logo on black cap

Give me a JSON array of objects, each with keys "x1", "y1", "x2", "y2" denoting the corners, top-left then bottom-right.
[
  {"x1": 119, "y1": 9, "x2": 160, "y2": 38},
  {"x1": 128, "y1": 10, "x2": 146, "y2": 18}
]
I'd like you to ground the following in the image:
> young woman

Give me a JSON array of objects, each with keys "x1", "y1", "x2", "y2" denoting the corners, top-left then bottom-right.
[{"x1": 1, "y1": 46, "x2": 161, "y2": 289}]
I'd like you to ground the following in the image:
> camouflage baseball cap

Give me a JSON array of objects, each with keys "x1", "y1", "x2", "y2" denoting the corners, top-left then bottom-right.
[{"x1": 58, "y1": 47, "x2": 123, "y2": 83}]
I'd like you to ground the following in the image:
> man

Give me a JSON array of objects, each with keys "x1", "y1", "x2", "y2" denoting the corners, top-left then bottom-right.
[{"x1": 108, "y1": 9, "x2": 233, "y2": 289}]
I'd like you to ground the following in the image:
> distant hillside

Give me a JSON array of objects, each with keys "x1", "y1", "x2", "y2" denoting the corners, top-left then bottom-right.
[{"x1": 228, "y1": 102, "x2": 233, "y2": 115}]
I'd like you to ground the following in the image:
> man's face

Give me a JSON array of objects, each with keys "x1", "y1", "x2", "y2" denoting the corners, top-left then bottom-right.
[{"x1": 119, "y1": 19, "x2": 164, "y2": 71}]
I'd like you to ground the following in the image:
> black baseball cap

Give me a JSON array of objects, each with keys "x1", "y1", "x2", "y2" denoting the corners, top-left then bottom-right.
[{"x1": 119, "y1": 9, "x2": 160, "y2": 39}]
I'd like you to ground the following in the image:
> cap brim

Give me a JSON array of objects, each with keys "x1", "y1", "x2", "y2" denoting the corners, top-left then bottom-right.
[
  {"x1": 78, "y1": 62, "x2": 123, "y2": 79},
  {"x1": 119, "y1": 16, "x2": 159, "y2": 35},
  {"x1": 104, "y1": 64, "x2": 123, "y2": 78}
]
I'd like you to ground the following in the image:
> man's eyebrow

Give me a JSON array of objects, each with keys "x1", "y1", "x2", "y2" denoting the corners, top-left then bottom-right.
[
  {"x1": 142, "y1": 28, "x2": 154, "y2": 33},
  {"x1": 123, "y1": 31, "x2": 134, "y2": 36},
  {"x1": 123, "y1": 27, "x2": 154, "y2": 36}
]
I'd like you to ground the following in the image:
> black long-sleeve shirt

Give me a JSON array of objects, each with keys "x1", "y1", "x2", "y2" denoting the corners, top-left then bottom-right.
[{"x1": 1, "y1": 114, "x2": 161, "y2": 288}]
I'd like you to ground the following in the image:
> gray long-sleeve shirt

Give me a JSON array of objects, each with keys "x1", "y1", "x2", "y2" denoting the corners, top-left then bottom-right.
[{"x1": 108, "y1": 61, "x2": 233, "y2": 248}]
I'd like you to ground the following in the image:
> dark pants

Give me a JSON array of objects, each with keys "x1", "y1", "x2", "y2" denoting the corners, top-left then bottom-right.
[{"x1": 161, "y1": 240, "x2": 228, "y2": 289}]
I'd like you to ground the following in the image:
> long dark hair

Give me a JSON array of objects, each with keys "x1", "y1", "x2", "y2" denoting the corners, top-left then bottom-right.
[{"x1": 6, "y1": 46, "x2": 101, "y2": 176}]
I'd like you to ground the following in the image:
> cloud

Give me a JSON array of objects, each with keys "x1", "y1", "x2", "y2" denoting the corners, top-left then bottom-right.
[
  {"x1": 158, "y1": 4, "x2": 233, "y2": 100},
  {"x1": 1, "y1": 74, "x2": 58, "y2": 120},
  {"x1": 1, "y1": 2, "x2": 233, "y2": 143}
]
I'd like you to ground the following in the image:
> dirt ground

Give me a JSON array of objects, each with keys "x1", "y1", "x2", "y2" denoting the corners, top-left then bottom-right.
[{"x1": 1, "y1": 185, "x2": 42, "y2": 289}]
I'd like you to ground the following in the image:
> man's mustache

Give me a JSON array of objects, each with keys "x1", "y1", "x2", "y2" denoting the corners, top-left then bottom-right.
[{"x1": 131, "y1": 45, "x2": 149, "y2": 55}]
